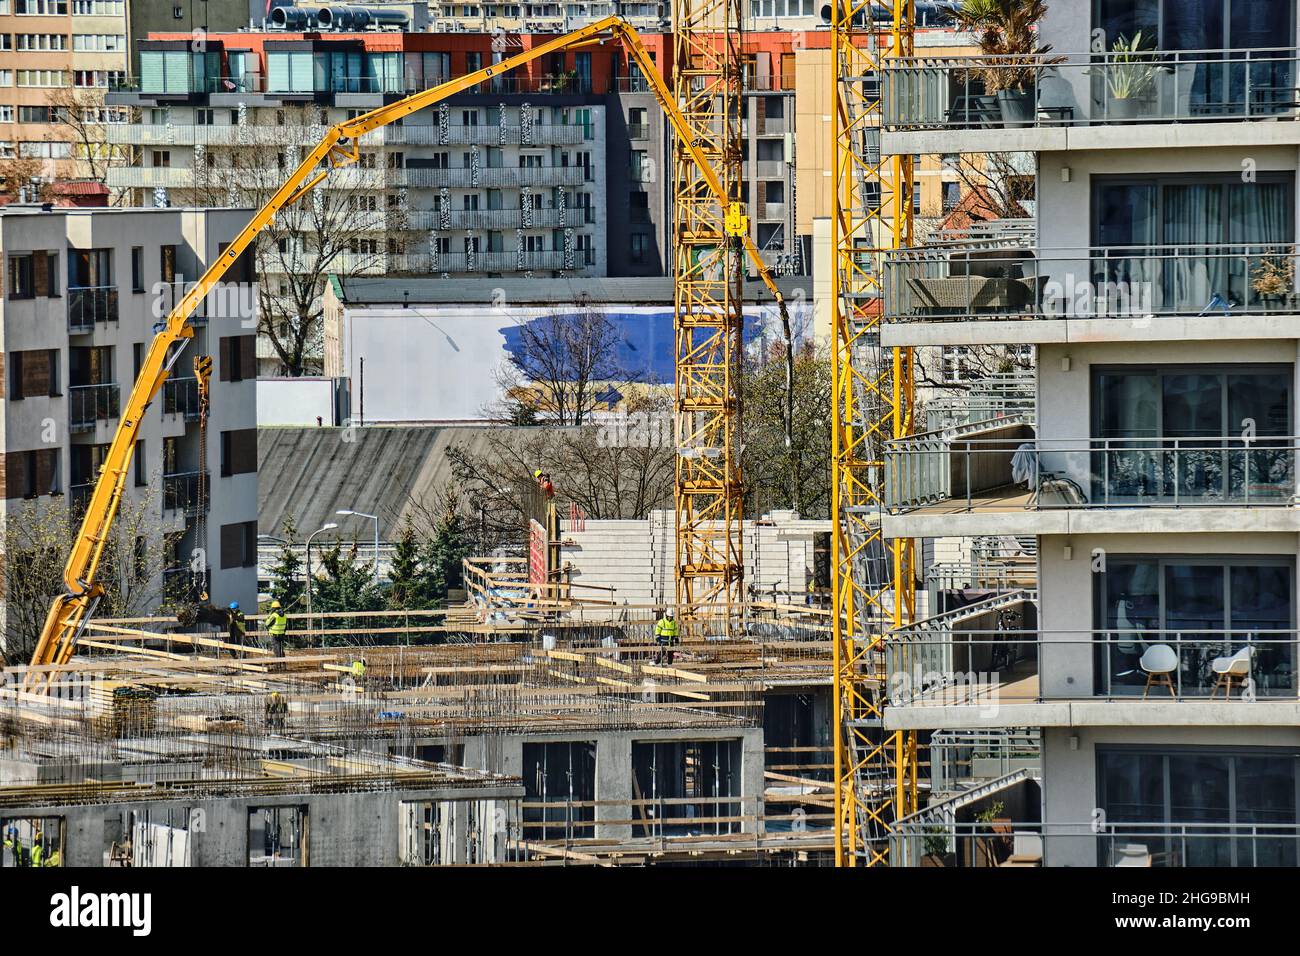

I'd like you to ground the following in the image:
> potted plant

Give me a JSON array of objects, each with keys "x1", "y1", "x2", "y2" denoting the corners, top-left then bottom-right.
[
  {"x1": 921, "y1": 825, "x2": 954, "y2": 867},
  {"x1": 1105, "y1": 32, "x2": 1159, "y2": 120},
  {"x1": 955, "y1": 0, "x2": 1060, "y2": 128},
  {"x1": 1252, "y1": 255, "x2": 1294, "y2": 302}
]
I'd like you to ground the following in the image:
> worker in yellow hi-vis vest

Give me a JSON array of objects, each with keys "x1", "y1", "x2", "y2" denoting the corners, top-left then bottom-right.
[{"x1": 653, "y1": 608, "x2": 679, "y2": 666}]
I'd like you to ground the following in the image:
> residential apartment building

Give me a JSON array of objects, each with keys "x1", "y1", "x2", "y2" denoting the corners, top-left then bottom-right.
[
  {"x1": 0, "y1": 205, "x2": 258, "y2": 656},
  {"x1": 0, "y1": 0, "x2": 129, "y2": 184},
  {"x1": 879, "y1": 0, "x2": 1300, "y2": 867},
  {"x1": 124, "y1": 0, "x2": 263, "y2": 76}
]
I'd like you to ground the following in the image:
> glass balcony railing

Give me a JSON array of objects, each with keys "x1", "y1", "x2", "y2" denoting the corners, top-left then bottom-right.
[
  {"x1": 885, "y1": 434, "x2": 1299, "y2": 513},
  {"x1": 883, "y1": 47, "x2": 1300, "y2": 130},
  {"x1": 162, "y1": 376, "x2": 201, "y2": 421},
  {"x1": 69, "y1": 482, "x2": 94, "y2": 514},
  {"x1": 67, "y1": 286, "x2": 119, "y2": 331},
  {"x1": 68, "y1": 383, "x2": 121, "y2": 432},
  {"x1": 162, "y1": 471, "x2": 209, "y2": 516},
  {"x1": 885, "y1": 243, "x2": 1300, "y2": 322}
]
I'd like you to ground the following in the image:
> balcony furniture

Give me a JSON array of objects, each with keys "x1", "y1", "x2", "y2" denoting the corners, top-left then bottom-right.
[
  {"x1": 1211, "y1": 646, "x2": 1255, "y2": 699},
  {"x1": 1030, "y1": 470, "x2": 1088, "y2": 508},
  {"x1": 1140, "y1": 644, "x2": 1179, "y2": 699},
  {"x1": 1112, "y1": 843, "x2": 1152, "y2": 867},
  {"x1": 907, "y1": 275, "x2": 1040, "y2": 316}
]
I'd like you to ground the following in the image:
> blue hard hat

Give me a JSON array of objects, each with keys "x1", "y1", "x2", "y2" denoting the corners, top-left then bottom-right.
[{"x1": 228, "y1": 602, "x2": 239, "y2": 610}]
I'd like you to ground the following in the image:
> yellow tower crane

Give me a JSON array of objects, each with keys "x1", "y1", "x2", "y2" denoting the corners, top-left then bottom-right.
[
  {"x1": 831, "y1": 0, "x2": 919, "y2": 865},
  {"x1": 672, "y1": 0, "x2": 747, "y2": 637},
  {"x1": 25, "y1": 15, "x2": 787, "y2": 683}
]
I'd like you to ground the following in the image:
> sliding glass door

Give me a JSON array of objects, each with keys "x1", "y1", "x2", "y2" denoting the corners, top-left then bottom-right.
[
  {"x1": 1096, "y1": 555, "x2": 1295, "y2": 697},
  {"x1": 1098, "y1": 749, "x2": 1298, "y2": 866},
  {"x1": 1093, "y1": 175, "x2": 1294, "y2": 315}
]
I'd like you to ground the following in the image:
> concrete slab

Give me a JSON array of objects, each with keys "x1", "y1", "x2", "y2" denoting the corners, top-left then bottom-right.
[{"x1": 882, "y1": 314, "x2": 1300, "y2": 348}]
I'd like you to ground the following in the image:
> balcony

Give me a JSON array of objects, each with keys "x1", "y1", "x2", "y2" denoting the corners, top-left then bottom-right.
[
  {"x1": 402, "y1": 250, "x2": 570, "y2": 273},
  {"x1": 372, "y1": 124, "x2": 586, "y2": 146},
  {"x1": 882, "y1": 48, "x2": 1300, "y2": 152},
  {"x1": 68, "y1": 384, "x2": 121, "y2": 432},
  {"x1": 891, "y1": 818, "x2": 1300, "y2": 868},
  {"x1": 883, "y1": 243, "x2": 1300, "y2": 346},
  {"x1": 106, "y1": 167, "x2": 196, "y2": 189},
  {"x1": 163, "y1": 376, "x2": 201, "y2": 422},
  {"x1": 884, "y1": 432, "x2": 1300, "y2": 537},
  {"x1": 69, "y1": 482, "x2": 94, "y2": 514},
  {"x1": 884, "y1": 599, "x2": 1300, "y2": 729},
  {"x1": 163, "y1": 471, "x2": 209, "y2": 517},
  {"x1": 67, "y1": 286, "x2": 119, "y2": 332},
  {"x1": 396, "y1": 166, "x2": 587, "y2": 189}
]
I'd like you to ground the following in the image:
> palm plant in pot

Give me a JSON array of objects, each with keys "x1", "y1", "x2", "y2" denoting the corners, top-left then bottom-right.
[
  {"x1": 956, "y1": 0, "x2": 1059, "y2": 128},
  {"x1": 1105, "y1": 32, "x2": 1160, "y2": 120}
]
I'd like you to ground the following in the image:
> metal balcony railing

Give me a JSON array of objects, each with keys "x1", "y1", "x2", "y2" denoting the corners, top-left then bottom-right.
[
  {"x1": 886, "y1": 433, "x2": 1300, "y2": 513},
  {"x1": 68, "y1": 383, "x2": 121, "y2": 431},
  {"x1": 395, "y1": 166, "x2": 587, "y2": 188},
  {"x1": 887, "y1": 621, "x2": 1300, "y2": 707},
  {"x1": 163, "y1": 376, "x2": 201, "y2": 421},
  {"x1": 162, "y1": 471, "x2": 209, "y2": 517},
  {"x1": 885, "y1": 243, "x2": 1300, "y2": 321},
  {"x1": 890, "y1": 818, "x2": 1300, "y2": 868},
  {"x1": 67, "y1": 286, "x2": 118, "y2": 331},
  {"x1": 883, "y1": 47, "x2": 1300, "y2": 130},
  {"x1": 68, "y1": 482, "x2": 94, "y2": 513}
]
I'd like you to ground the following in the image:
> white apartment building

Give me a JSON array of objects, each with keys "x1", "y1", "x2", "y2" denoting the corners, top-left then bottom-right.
[
  {"x1": 0, "y1": 205, "x2": 258, "y2": 656},
  {"x1": 879, "y1": 0, "x2": 1300, "y2": 867}
]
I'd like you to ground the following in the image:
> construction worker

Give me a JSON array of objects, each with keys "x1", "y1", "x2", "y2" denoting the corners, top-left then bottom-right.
[
  {"x1": 4, "y1": 825, "x2": 24, "y2": 867},
  {"x1": 351, "y1": 658, "x2": 367, "y2": 680},
  {"x1": 226, "y1": 601, "x2": 246, "y2": 655},
  {"x1": 654, "y1": 607, "x2": 679, "y2": 666},
  {"x1": 266, "y1": 600, "x2": 289, "y2": 659},
  {"x1": 265, "y1": 691, "x2": 288, "y2": 731},
  {"x1": 43, "y1": 844, "x2": 61, "y2": 867},
  {"x1": 30, "y1": 832, "x2": 43, "y2": 868}
]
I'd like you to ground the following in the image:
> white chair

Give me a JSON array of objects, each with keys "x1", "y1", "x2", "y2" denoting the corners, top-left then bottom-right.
[
  {"x1": 1140, "y1": 643, "x2": 1178, "y2": 699},
  {"x1": 1211, "y1": 646, "x2": 1254, "y2": 699},
  {"x1": 1113, "y1": 843, "x2": 1152, "y2": 867}
]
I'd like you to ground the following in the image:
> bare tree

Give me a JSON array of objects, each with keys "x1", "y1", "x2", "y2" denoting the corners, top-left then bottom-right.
[
  {"x1": 192, "y1": 106, "x2": 390, "y2": 376},
  {"x1": 2, "y1": 487, "x2": 172, "y2": 662},
  {"x1": 0, "y1": 156, "x2": 52, "y2": 204},
  {"x1": 947, "y1": 151, "x2": 1034, "y2": 225},
  {"x1": 46, "y1": 86, "x2": 132, "y2": 199},
  {"x1": 493, "y1": 300, "x2": 631, "y2": 426}
]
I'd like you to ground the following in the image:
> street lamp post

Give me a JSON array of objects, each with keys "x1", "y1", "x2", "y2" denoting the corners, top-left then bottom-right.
[
  {"x1": 337, "y1": 509, "x2": 380, "y2": 584},
  {"x1": 305, "y1": 522, "x2": 338, "y2": 646}
]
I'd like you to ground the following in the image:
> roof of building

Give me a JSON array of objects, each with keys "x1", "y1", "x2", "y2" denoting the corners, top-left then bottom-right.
[
  {"x1": 258, "y1": 424, "x2": 531, "y2": 539},
  {"x1": 329, "y1": 274, "x2": 813, "y2": 308}
]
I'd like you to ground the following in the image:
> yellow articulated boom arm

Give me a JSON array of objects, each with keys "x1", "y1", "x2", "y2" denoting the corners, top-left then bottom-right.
[{"x1": 26, "y1": 14, "x2": 789, "y2": 684}]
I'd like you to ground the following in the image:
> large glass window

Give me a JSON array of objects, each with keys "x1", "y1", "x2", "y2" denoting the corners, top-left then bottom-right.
[
  {"x1": 1096, "y1": 555, "x2": 1295, "y2": 696},
  {"x1": 1092, "y1": 175, "x2": 1294, "y2": 314},
  {"x1": 1098, "y1": 749, "x2": 1297, "y2": 866},
  {"x1": 1092, "y1": 364, "x2": 1293, "y2": 503}
]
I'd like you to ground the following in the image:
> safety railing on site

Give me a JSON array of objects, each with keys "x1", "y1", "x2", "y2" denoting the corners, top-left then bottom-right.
[
  {"x1": 886, "y1": 627, "x2": 1300, "y2": 706},
  {"x1": 886, "y1": 434, "x2": 1300, "y2": 512},
  {"x1": 890, "y1": 819, "x2": 1300, "y2": 868},
  {"x1": 883, "y1": 47, "x2": 1300, "y2": 130},
  {"x1": 929, "y1": 729, "x2": 1042, "y2": 797},
  {"x1": 885, "y1": 243, "x2": 1300, "y2": 322}
]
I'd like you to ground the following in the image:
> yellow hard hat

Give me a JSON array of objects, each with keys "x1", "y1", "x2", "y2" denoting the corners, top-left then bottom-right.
[
  {"x1": 271, "y1": 600, "x2": 281, "y2": 608},
  {"x1": 533, "y1": 469, "x2": 542, "y2": 478}
]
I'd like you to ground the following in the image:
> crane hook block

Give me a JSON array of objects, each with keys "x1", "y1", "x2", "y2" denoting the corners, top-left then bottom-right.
[{"x1": 725, "y1": 203, "x2": 749, "y2": 238}]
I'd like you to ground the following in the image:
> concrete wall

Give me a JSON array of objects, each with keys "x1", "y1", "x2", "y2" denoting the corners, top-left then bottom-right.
[
  {"x1": 559, "y1": 509, "x2": 829, "y2": 606},
  {"x1": 256, "y1": 377, "x2": 339, "y2": 426},
  {"x1": 0, "y1": 785, "x2": 519, "y2": 867}
]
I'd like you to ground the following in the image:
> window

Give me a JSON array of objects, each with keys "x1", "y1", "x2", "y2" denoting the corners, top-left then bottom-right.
[
  {"x1": 73, "y1": 34, "x2": 125, "y2": 52},
  {"x1": 195, "y1": 108, "x2": 213, "y2": 126},
  {"x1": 7, "y1": 449, "x2": 59, "y2": 499},
  {"x1": 15, "y1": 0, "x2": 68, "y2": 13},
  {"x1": 0, "y1": 106, "x2": 11, "y2": 122},
  {"x1": 15, "y1": 34, "x2": 66, "y2": 51},
  {"x1": 1092, "y1": 364, "x2": 1293, "y2": 503},
  {"x1": 151, "y1": 150, "x2": 171, "y2": 168},
  {"x1": 764, "y1": 180, "x2": 784, "y2": 204},
  {"x1": 16, "y1": 71, "x2": 69, "y2": 88},
  {"x1": 7, "y1": 255, "x2": 33, "y2": 299},
  {"x1": 220, "y1": 520, "x2": 258, "y2": 569},
  {"x1": 8, "y1": 349, "x2": 58, "y2": 400},
  {"x1": 72, "y1": 0, "x2": 123, "y2": 11},
  {"x1": 221, "y1": 428, "x2": 257, "y2": 476},
  {"x1": 219, "y1": 335, "x2": 256, "y2": 383},
  {"x1": 131, "y1": 247, "x2": 143, "y2": 292},
  {"x1": 248, "y1": 806, "x2": 307, "y2": 867},
  {"x1": 160, "y1": 245, "x2": 176, "y2": 284},
  {"x1": 630, "y1": 232, "x2": 649, "y2": 263},
  {"x1": 1096, "y1": 554, "x2": 1295, "y2": 699},
  {"x1": 1097, "y1": 747, "x2": 1297, "y2": 866}
]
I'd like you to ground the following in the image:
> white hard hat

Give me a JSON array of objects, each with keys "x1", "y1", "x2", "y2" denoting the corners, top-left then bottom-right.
[{"x1": 665, "y1": 608, "x2": 675, "y2": 618}]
